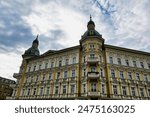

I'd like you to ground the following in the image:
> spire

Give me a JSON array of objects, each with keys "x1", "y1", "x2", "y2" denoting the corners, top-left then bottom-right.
[
  {"x1": 87, "y1": 15, "x2": 95, "y2": 30},
  {"x1": 33, "y1": 34, "x2": 39, "y2": 45},
  {"x1": 36, "y1": 34, "x2": 39, "y2": 40},
  {"x1": 90, "y1": 14, "x2": 92, "y2": 21}
]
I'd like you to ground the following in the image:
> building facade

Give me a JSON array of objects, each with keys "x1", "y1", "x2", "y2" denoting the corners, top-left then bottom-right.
[
  {"x1": 9, "y1": 17, "x2": 150, "y2": 100},
  {"x1": 0, "y1": 77, "x2": 16, "y2": 100}
]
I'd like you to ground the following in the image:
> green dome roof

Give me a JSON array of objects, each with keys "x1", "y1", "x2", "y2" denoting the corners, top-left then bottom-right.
[
  {"x1": 82, "y1": 30, "x2": 101, "y2": 37},
  {"x1": 87, "y1": 19, "x2": 95, "y2": 26}
]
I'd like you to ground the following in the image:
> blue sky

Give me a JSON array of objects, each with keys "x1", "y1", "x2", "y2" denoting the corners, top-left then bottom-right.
[{"x1": 0, "y1": 0, "x2": 150, "y2": 80}]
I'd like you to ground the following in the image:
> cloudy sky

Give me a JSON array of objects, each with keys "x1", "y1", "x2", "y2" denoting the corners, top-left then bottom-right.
[{"x1": 0, "y1": 0, "x2": 150, "y2": 80}]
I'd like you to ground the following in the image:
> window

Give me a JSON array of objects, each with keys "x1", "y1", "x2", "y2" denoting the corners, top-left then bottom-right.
[
  {"x1": 109, "y1": 57, "x2": 113, "y2": 64},
  {"x1": 131, "y1": 87, "x2": 136, "y2": 96},
  {"x1": 90, "y1": 54, "x2": 95, "y2": 59},
  {"x1": 83, "y1": 69, "x2": 86, "y2": 77},
  {"x1": 46, "y1": 87, "x2": 50, "y2": 95},
  {"x1": 30, "y1": 76, "x2": 34, "y2": 83},
  {"x1": 136, "y1": 73, "x2": 140, "y2": 81},
  {"x1": 83, "y1": 56, "x2": 86, "y2": 63},
  {"x1": 140, "y1": 88, "x2": 144, "y2": 97},
  {"x1": 70, "y1": 85, "x2": 75, "y2": 94},
  {"x1": 147, "y1": 63, "x2": 150, "y2": 69},
  {"x1": 140, "y1": 62, "x2": 144, "y2": 68},
  {"x1": 128, "y1": 72, "x2": 132, "y2": 80},
  {"x1": 100, "y1": 56, "x2": 102, "y2": 62},
  {"x1": 133, "y1": 61, "x2": 137, "y2": 67},
  {"x1": 100, "y1": 69, "x2": 103, "y2": 77},
  {"x1": 24, "y1": 78, "x2": 28, "y2": 83},
  {"x1": 102, "y1": 84, "x2": 105, "y2": 94},
  {"x1": 91, "y1": 83, "x2": 96, "y2": 92},
  {"x1": 89, "y1": 30, "x2": 94, "y2": 35},
  {"x1": 65, "y1": 59, "x2": 69, "y2": 65},
  {"x1": 91, "y1": 67, "x2": 96, "y2": 72},
  {"x1": 122, "y1": 86, "x2": 127, "y2": 95},
  {"x1": 33, "y1": 88, "x2": 36, "y2": 95},
  {"x1": 64, "y1": 71, "x2": 67, "y2": 78},
  {"x1": 39, "y1": 64, "x2": 41, "y2": 70},
  {"x1": 82, "y1": 84, "x2": 86, "y2": 93},
  {"x1": 33, "y1": 65, "x2": 36, "y2": 71},
  {"x1": 59, "y1": 60, "x2": 62, "y2": 67},
  {"x1": 22, "y1": 89, "x2": 25, "y2": 96},
  {"x1": 27, "y1": 88, "x2": 30, "y2": 96},
  {"x1": 49, "y1": 73, "x2": 52, "y2": 80},
  {"x1": 45, "y1": 62, "x2": 48, "y2": 69},
  {"x1": 125, "y1": 59, "x2": 129, "y2": 66},
  {"x1": 113, "y1": 85, "x2": 118, "y2": 95},
  {"x1": 43, "y1": 74, "x2": 46, "y2": 81},
  {"x1": 90, "y1": 44, "x2": 94, "y2": 48},
  {"x1": 117, "y1": 58, "x2": 121, "y2": 65},
  {"x1": 55, "y1": 86, "x2": 59, "y2": 94},
  {"x1": 51, "y1": 62, "x2": 54, "y2": 68},
  {"x1": 36, "y1": 75, "x2": 39, "y2": 81},
  {"x1": 63, "y1": 85, "x2": 66, "y2": 94},
  {"x1": 144, "y1": 74, "x2": 148, "y2": 82},
  {"x1": 57, "y1": 72, "x2": 60, "y2": 79},
  {"x1": 40, "y1": 87, "x2": 43, "y2": 96},
  {"x1": 120, "y1": 71, "x2": 124, "y2": 79},
  {"x1": 111, "y1": 69, "x2": 115, "y2": 78},
  {"x1": 28, "y1": 66, "x2": 31, "y2": 72},
  {"x1": 73, "y1": 57, "x2": 76, "y2": 64},
  {"x1": 72, "y1": 70, "x2": 75, "y2": 78}
]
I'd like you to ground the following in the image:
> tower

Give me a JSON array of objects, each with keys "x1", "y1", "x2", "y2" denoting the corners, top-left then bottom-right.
[{"x1": 80, "y1": 16, "x2": 106, "y2": 99}]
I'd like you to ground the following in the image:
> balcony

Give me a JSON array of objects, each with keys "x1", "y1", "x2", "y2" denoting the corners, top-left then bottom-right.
[
  {"x1": 9, "y1": 83, "x2": 16, "y2": 88},
  {"x1": 87, "y1": 57, "x2": 99, "y2": 64},
  {"x1": 88, "y1": 92, "x2": 100, "y2": 96},
  {"x1": 87, "y1": 72, "x2": 99, "y2": 79}
]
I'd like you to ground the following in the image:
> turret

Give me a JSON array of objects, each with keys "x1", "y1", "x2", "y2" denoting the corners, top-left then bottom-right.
[{"x1": 22, "y1": 35, "x2": 40, "y2": 59}]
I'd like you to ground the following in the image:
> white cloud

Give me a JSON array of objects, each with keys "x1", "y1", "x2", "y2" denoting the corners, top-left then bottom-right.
[
  {"x1": 103, "y1": 0, "x2": 150, "y2": 51},
  {"x1": 0, "y1": 53, "x2": 21, "y2": 80},
  {"x1": 22, "y1": 0, "x2": 87, "y2": 49}
]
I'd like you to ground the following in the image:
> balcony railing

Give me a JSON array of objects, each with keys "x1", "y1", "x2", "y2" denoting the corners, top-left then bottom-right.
[
  {"x1": 9, "y1": 84, "x2": 16, "y2": 88},
  {"x1": 87, "y1": 57, "x2": 99, "y2": 64},
  {"x1": 88, "y1": 92, "x2": 100, "y2": 96},
  {"x1": 87, "y1": 72, "x2": 99, "y2": 79}
]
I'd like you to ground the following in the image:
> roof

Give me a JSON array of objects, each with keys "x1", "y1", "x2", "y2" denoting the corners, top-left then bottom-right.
[
  {"x1": 82, "y1": 30, "x2": 101, "y2": 37},
  {"x1": 28, "y1": 45, "x2": 80, "y2": 61},
  {"x1": 105, "y1": 44, "x2": 150, "y2": 56}
]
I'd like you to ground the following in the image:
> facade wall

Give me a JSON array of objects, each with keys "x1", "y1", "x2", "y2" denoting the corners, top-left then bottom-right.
[
  {"x1": 11, "y1": 48, "x2": 80, "y2": 99},
  {"x1": 105, "y1": 47, "x2": 150, "y2": 99}
]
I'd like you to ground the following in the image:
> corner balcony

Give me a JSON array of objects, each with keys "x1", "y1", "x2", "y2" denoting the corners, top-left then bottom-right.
[
  {"x1": 88, "y1": 92, "x2": 100, "y2": 96},
  {"x1": 87, "y1": 57, "x2": 99, "y2": 64},
  {"x1": 87, "y1": 72, "x2": 99, "y2": 79}
]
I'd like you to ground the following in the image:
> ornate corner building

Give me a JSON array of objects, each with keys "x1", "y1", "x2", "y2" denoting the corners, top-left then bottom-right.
[{"x1": 8, "y1": 17, "x2": 150, "y2": 100}]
